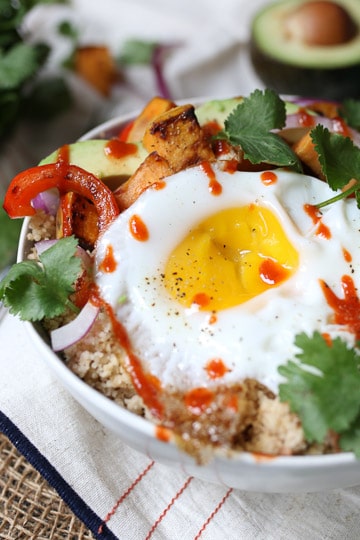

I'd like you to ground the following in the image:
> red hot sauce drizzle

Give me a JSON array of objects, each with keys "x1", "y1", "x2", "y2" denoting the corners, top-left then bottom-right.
[
  {"x1": 260, "y1": 171, "x2": 278, "y2": 186},
  {"x1": 103, "y1": 300, "x2": 164, "y2": 418},
  {"x1": 320, "y1": 275, "x2": 360, "y2": 340},
  {"x1": 332, "y1": 116, "x2": 351, "y2": 137},
  {"x1": 104, "y1": 139, "x2": 138, "y2": 159},
  {"x1": 304, "y1": 203, "x2": 331, "y2": 239},
  {"x1": 129, "y1": 214, "x2": 149, "y2": 241},
  {"x1": 99, "y1": 244, "x2": 117, "y2": 273},
  {"x1": 184, "y1": 387, "x2": 214, "y2": 415},
  {"x1": 298, "y1": 108, "x2": 316, "y2": 128},
  {"x1": 205, "y1": 358, "x2": 230, "y2": 380},
  {"x1": 192, "y1": 292, "x2": 211, "y2": 309},
  {"x1": 259, "y1": 258, "x2": 289, "y2": 285},
  {"x1": 342, "y1": 247, "x2": 352, "y2": 263},
  {"x1": 57, "y1": 144, "x2": 71, "y2": 167},
  {"x1": 200, "y1": 161, "x2": 222, "y2": 195}
]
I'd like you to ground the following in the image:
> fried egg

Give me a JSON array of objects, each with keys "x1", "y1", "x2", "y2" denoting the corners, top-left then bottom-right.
[{"x1": 95, "y1": 163, "x2": 360, "y2": 394}]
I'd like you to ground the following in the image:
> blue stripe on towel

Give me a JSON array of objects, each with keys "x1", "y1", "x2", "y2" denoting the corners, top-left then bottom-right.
[{"x1": 0, "y1": 410, "x2": 118, "y2": 540}]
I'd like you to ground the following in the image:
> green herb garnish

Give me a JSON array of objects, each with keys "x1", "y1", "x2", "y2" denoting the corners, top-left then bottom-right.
[
  {"x1": 218, "y1": 89, "x2": 302, "y2": 171},
  {"x1": 341, "y1": 98, "x2": 360, "y2": 131},
  {"x1": 0, "y1": 236, "x2": 81, "y2": 321},
  {"x1": 279, "y1": 332, "x2": 360, "y2": 456},
  {"x1": 311, "y1": 125, "x2": 360, "y2": 209}
]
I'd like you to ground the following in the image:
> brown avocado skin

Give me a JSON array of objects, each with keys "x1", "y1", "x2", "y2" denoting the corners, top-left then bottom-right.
[{"x1": 250, "y1": 41, "x2": 360, "y2": 100}]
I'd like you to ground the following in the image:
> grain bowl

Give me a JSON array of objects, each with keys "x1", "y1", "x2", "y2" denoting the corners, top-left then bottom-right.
[{"x1": 4, "y1": 91, "x2": 360, "y2": 491}]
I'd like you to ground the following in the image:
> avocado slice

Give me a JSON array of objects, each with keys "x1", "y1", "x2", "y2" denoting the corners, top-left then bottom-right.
[
  {"x1": 250, "y1": 0, "x2": 360, "y2": 100},
  {"x1": 40, "y1": 139, "x2": 148, "y2": 189},
  {"x1": 195, "y1": 97, "x2": 244, "y2": 127}
]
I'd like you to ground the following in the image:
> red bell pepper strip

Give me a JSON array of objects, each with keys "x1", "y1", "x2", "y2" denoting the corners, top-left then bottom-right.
[{"x1": 3, "y1": 146, "x2": 120, "y2": 233}]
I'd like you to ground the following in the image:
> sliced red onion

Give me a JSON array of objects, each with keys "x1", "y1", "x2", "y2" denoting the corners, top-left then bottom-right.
[
  {"x1": 51, "y1": 299, "x2": 99, "y2": 351},
  {"x1": 32, "y1": 189, "x2": 59, "y2": 216},
  {"x1": 279, "y1": 113, "x2": 360, "y2": 147},
  {"x1": 35, "y1": 239, "x2": 58, "y2": 255},
  {"x1": 284, "y1": 113, "x2": 333, "y2": 131},
  {"x1": 289, "y1": 97, "x2": 340, "y2": 108},
  {"x1": 151, "y1": 42, "x2": 181, "y2": 100}
]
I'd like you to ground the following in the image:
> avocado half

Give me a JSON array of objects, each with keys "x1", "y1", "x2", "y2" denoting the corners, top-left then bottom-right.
[{"x1": 250, "y1": 0, "x2": 360, "y2": 100}]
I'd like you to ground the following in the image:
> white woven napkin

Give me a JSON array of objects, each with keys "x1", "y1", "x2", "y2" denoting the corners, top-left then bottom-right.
[
  {"x1": 2, "y1": 1, "x2": 360, "y2": 539},
  {"x1": 2, "y1": 313, "x2": 360, "y2": 539}
]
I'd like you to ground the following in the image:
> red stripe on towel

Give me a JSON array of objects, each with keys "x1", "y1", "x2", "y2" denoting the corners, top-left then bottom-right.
[
  {"x1": 145, "y1": 476, "x2": 194, "y2": 540},
  {"x1": 98, "y1": 460, "x2": 155, "y2": 534},
  {"x1": 194, "y1": 488, "x2": 233, "y2": 539}
]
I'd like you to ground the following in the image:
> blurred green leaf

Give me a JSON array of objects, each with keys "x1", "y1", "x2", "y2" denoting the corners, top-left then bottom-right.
[
  {"x1": 22, "y1": 75, "x2": 73, "y2": 120},
  {"x1": 0, "y1": 203, "x2": 23, "y2": 270}
]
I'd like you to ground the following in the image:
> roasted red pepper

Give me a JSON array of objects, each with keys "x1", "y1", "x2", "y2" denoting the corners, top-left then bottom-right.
[{"x1": 3, "y1": 145, "x2": 120, "y2": 233}]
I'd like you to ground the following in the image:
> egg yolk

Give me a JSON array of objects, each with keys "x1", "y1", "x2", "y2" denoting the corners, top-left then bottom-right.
[{"x1": 164, "y1": 205, "x2": 299, "y2": 311}]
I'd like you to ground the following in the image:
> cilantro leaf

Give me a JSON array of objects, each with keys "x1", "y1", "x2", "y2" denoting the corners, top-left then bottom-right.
[
  {"x1": 220, "y1": 89, "x2": 301, "y2": 170},
  {"x1": 341, "y1": 98, "x2": 360, "y2": 131},
  {"x1": 0, "y1": 236, "x2": 81, "y2": 321},
  {"x1": 311, "y1": 125, "x2": 360, "y2": 191},
  {"x1": 278, "y1": 332, "x2": 360, "y2": 444}
]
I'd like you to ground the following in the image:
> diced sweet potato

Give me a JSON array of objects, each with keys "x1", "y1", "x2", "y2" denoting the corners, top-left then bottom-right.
[
  {"x1": 124, "y1": 96, "x2": 176, "y2": 142},
  {"x1": 74, "y1": 46, "x2": 118, "y2": 96},
  {"x1": 56, "y1": 192, "x2": 99, "y2": 251},
  {"x1": 114, "y1": 152, "x2": 172, "y2": 212},
  {"x1": 306, "y1": 101, "x2": 340, "y2": 119},
  {"x1": 292, "y1": 132, "x2": 325, "y2": 179},
  {"x1": 293, "y1": 130, "x2": 356, "y2": 192},
  {"x1": 142, "y1": 104, "x2": 215, "y2": 172}
]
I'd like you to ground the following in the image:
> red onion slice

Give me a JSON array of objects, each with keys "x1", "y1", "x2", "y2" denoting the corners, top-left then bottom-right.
[
  {"x1": 32, "y1": 189, "x2": 59, "y2": 215},
  {"x1": 51, "y1": 299, "x2": 99, "y2": 351},
  {"x1": 35, "y1": 239, "x2": 58, "y2": 255},
  {"x1": 280, "y1": 113, "x2": 360, "y2": 147}
]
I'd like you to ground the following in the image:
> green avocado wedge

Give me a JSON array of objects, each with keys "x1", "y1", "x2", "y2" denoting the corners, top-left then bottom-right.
[
  {"x1": 196, "y1": 96, "x2": 310, "y2": 127},
  {"x1": 39, "y1": 140, "x2": 148, "y2": 189},
  {"x1": 195, "y1": 98, "x2": 244, "y2": 128},
  {"x1": 38, "y1": 97, "x2": 305, "y2": 190},
  {"x1": 250, "y1": 0, "x2": 360, "y2": 100}
]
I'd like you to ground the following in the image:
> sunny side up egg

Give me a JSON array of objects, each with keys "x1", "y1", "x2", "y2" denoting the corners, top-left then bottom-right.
[{"x1": 95, "y1": 163, "x2": 360, "y2": 402}]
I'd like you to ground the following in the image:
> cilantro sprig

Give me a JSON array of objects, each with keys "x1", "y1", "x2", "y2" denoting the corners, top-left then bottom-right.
[
  {"x1": 0, "y1": 236, "x2": 81, "y2": 321},
  {"x1": 279, "y1": 332, "x2": 360, "y2": 456},
  {"x1": 218, "y1": 89, "x2": 302, "y2": 171},
  {"x1": 311, "y1": 125, "x2": 360, "y2": 209}
]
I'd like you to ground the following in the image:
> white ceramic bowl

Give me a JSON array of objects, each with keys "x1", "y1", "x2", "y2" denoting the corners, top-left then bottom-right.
[{"x1": 18, "y1": 111, "x2": 360, "y2": 493}]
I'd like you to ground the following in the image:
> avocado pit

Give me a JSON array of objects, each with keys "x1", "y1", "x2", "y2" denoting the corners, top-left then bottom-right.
[
  {"x1": 284, "y1": 0, "x2": 357, "y2": 46},
  {"x1": 250, "y1": 0, "x2": 360, "y2": 99}
]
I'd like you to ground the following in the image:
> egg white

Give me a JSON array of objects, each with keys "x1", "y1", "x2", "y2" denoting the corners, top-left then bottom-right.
[{"x1": 95, "y1": 164, "x2": 360, "y2": 393}]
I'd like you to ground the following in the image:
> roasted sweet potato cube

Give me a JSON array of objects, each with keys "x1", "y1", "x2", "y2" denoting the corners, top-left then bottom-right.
[
  {"x1": 56, "y1": 192, "x2": 99, "y2": 251},
  {"x1": 307, "y1": 101, "x2": 340, "y2": 119},
  {"x1": 74, "y1": 46, "x2": 118, "y2": 96},
  {"x1": 292, "y1": 132, "x2": 325, "y2": 179},
  {"x1": 114, "y1": 151, "x2": 172, "y2": 211},
  {"x1": 142, "y1": 104, "x2": 215, "y2": 172},
  {"x1": 124, "y1": 96, "x2": 176, "y2": 142}
]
